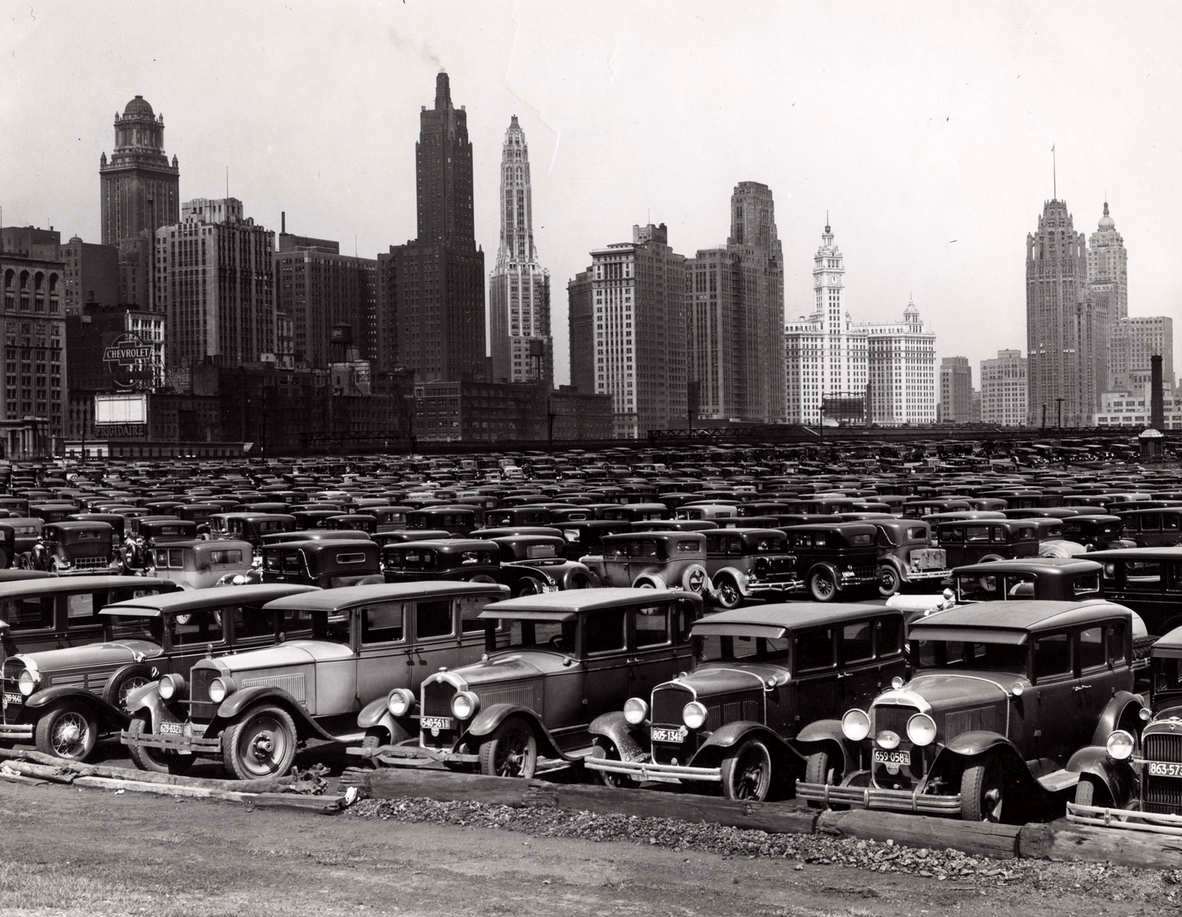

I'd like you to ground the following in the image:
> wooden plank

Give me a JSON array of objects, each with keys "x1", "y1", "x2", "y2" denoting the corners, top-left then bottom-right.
[
  {"x1": 815, "y1": 809, "x2": 1021, "y2": 859},
  {"x1": 1036, "y1": 818, "x2": 1182, "y2": 869},
  {"x1": 69, "y1": 774, "x2": 346, "y2": 813},
  {"x1": 1, "y1": 749, "x2": 288, "y2": 793}
]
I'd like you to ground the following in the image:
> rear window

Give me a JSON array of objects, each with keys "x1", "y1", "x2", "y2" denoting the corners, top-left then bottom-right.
[
  {"x1": 264, "y1": 551, "x2": 305, "y2": 574},
  {"x1": 335, "y1": 552, "x2": 368, "y2": 565},
  {"x1": 526, "y1": 544, "x2": 557, "y2": 559},
  {"x1": 846, "y1": 533, "x2": 873, "y2": 546},
  {"x1": 906, "y1": 527, "x2": 928, "y2": 542}
]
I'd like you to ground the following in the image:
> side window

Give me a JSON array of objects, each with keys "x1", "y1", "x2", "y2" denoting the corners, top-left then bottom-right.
[
  {"x1": 842, "y1": 622, "x2": 874, "y2": 663},
  {"x1": 990, "y1": 526, "x2": 1008, "y2": 544},
  {"x1": 1143, "y1": 513, "x2": 1162, "y2": 532},
  {"x1": 633, "y1": 606, "x2": 670, "y2": 649},
  {"x1": 459, "y1": 598, "x2": 486, "y2": 634},
  {"x1": 944, "y1": 526, "x2": 963, "y2": 543},
  {"x1": 1004, "y1": 574, "x2": 1036, "y2": 599},
  {"x1": 66, "y1": 593, "x2": 97, "y2": 620},
  {"x1": 231, "y1": 605, "x2": 277, "y2": 639},
  {"x1": 584, "y1": 608, "x2": 626, "y2": 655},
  {"x1": 1107, "y1": 620, "x2": 1127, "y2": 666},
  {"x1": 1033, "y1": 633, "x2": 1071, "y2": 679},
  {"x1": 965, "y1": 526, "x2": 990, "y2": 544},
  {"x1": 794, "y1": 627, "x2": 835, "y2": 672},
  {"x1": 673, "y1": 599, "x2": 694, "y2": 642},
  {"x1": 1, "y1": 596, "x2": 55, "y2": 631},
  {"x1": 1077, "y1": 626, "x2": 1106, "y2": 671},
  {"x1": 170, "y1": 611, "x2": 223, "y2": 646},
  {"x1": 876, "y1": 616, "x2": 903, "y2": 657},
  {"x1": 361, "y1": 601, "x2": 404, "y2": 644},
  {"x1": 415, "y1": 600, "x2": 453, "y2": 639}
]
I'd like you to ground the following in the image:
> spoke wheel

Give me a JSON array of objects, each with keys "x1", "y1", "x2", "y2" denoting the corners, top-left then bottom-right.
[
  {"x1": 111, "y1": 674, "x2": 151, "y2": 709},
  {"x1": 960, "y1": 756, "x2": 1008, "y2": 822},
  {"x1": 516, "y1": 576, "x2": 544, "y2": 596},
  {"x1": 809, "y1": 569, "x2": 837, "y2": 602},
  {"x1": 588, "y1": 739, "x2": 634, "y2": 789},
  {"x1": 720, "y1": 740, "x2": 773, "y2": 801},
  {"x1": 876, "y1": 564, "x2": 902, "y2": 597},
  {"x1": 478, "y1": 720, "x2": 538, "y2": 779},
  {"x1": 35, "y1": 705, "x2": 97, "y2": 761},
  {"x1": 715, "y1": 575, "x2": 743, "y2": 609},
  {"x1": 221, "y1": 705, "x2": 298, "y2": 780}
]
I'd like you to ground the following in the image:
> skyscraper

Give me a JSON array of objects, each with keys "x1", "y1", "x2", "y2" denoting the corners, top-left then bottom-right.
[
  {"x1": 980, "y1": 349, "x2": 1028, "y2": 426},
  {"x1": 1088, "y1": 201, "x2": 1128, "y2": 322},
  {"x1": 687, "y1": 247, "x2": 740, "y2": 421},
  {"x1": 939, "y1": 356, "x2": 974, "y2": 423},
  {"x1": 375, "y1": 73, "x2": 486, "y2": 382},
  {"x1": 567, "y1": 269, "x2": 595, "y2": 394},
  {"x1": 860, "y1": 301, "x2": 937, "y2": 425},
  {"x1": 1026, "y1": 198, "x2": 1107, "y2": 427},
  {"x1": 489, "y1": 116, "x2": 551, "y2": 383}
]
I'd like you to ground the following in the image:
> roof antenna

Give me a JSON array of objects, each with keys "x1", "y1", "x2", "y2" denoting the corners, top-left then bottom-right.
[{"x1": 353, "y1": 233, "x2": 358, "y2": 258}]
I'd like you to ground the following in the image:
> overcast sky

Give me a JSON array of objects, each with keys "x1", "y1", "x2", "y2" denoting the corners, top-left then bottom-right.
[{"x1": 3, "y1": 0, "x2": 1180, "y2": 386}]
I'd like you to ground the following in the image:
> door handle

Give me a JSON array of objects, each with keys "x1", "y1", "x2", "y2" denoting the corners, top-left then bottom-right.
[{"x1": 1073, "y1": 684, "x2": 1092, "y2": 692}]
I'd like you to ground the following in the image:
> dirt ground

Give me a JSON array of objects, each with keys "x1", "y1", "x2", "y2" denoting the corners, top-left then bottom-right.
[{"x1": 2, "y1": 778, "x2": 1178, "y2": 917}]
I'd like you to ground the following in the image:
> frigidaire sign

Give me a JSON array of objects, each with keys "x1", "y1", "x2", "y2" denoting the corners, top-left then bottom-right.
[{"x1": 102, "y1": 333, "x2": 156, "y2": 390}]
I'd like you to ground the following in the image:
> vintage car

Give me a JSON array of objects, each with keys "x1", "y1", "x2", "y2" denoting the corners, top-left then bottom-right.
[
  {"x1": 251, "y1": 539, "x2": 384, "y2": 589},
  {"x1": 0, "y1": 575, "x2": 181, "y2": 664},
  {"x1": 795, "y1": 600, "x2": 1143, "y2": 822},
  {"x1": 675, "y1": 502, "x2": 739, "y2": 522},
  {"x1": 1066, "y1": 625, "x2": 1182, "y2": 831},
  {"x1": 121, "y1": 518, "x2": 199, "y2": 572},
  {"x1": 584, "y1": 602, "x2": 906, "y2": 799},
  {"x1": 67, "y1": 512, "x2": 127, "y2": 546},
  {"x1": 209, "y1": 512, "x2": 298, "y2": 548},
  {"x1": 382, "y1": 539, "x2": 501, "y2": 585},
  {"x1": 581, "y1": 531, "x2": 710, "y2": 595},
  {"x1": 489, "y1": 535, "x2": 599, "y2": 595},
  {"x1": 148, "y1": 539, "x2": 254, "y2": 590},
  {"x1": 121, "y1": 581, "x2": 510, "y2": 779},
  {"x1": 702, "y1": 528, "x2": 797, "y2": 609},
  {"x1": 1111, "y1": 508, "x2": 1182, "y2": 548},
  {"x1": 30, "y1": 521, "x2": 119, "y2": 574},
  {"x1": 404, "y1": 505, "x2": 481, "y2": 537},
  {"x1": 1079, "y1": 547, "x2": 1182, "y2": 636},
  {"x1": 0, "y1": 583, "x2": 318, "y2": 762},
  {"x1": 1059, "y1": 514, "x2": 1133, "y2": 553},
  {"x1": 779, "y1": 523, "x2": 880, "y2": 602},
  {"x1": 870, "y1": 519, "x2": 948, "y2": 597},
  {"x1": 932, "y1": 519, "x2": 1039, "y2": 568},
  {"x1": 351, "y1": 588, "x2": 702, "y2": 777},
  {"x1": 1, "y1": 517, "x2": 44, "y2": 568}
]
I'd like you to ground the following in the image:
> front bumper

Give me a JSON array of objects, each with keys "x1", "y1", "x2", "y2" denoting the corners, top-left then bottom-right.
[
  {"x1": 583, "y1": 755, "x2": 720, "y2": 785},
  {"x1": 1067, "y1": 802, "x2": 1182, "y2": 836},
  {"x1": 119, "y1": 728, "x2": 220, "y2": 755},
  {"x1": 795, "y1": 779, "x2": 962, "y2": 815},
  {"x1": 347, "y1": 741, "x2": 478, "y2": 767},
  {"x1": 903, "y1": 568, "x2": 951, "y2": 582},
  {"x1": 0, "y1": 723, "x2": 33, "y2": 741}
]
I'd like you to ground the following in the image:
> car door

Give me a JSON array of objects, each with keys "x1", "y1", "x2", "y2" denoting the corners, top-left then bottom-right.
[
  {"x1": 838, "y1": 618, "x2": 881, "y2": 708},
  {"x1": 1071, "y1": 622, "x2": 1122, "y2": 741},
  {"x1": 354, "y1": 600, "x2": 409, "y2": 706},
  {"x1": 570, "y1": 606, "x2": 630, "y2": 750},
  {"x1": 1031, "y1": 630, "x2": 1076, "y2": 760},
  {"x1": 627, "y1": 602, "x2": 692, "y2": 701},
  {"x1": 790, "y1": 625, "x2": 840, "y2": 728}
]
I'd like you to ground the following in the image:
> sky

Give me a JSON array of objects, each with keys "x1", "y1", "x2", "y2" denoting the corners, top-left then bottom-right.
[{"x1": 3, "y1": 0, "x2": 1181, "y2": 386}]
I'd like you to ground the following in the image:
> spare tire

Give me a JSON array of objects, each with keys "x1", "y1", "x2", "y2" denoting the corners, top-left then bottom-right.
[
  {"x1": 681, "y1": 563, "x2": 708, "y2": 594},
  {"x1": 562, "y1": 566, "x2": 596, "y2": 590}
]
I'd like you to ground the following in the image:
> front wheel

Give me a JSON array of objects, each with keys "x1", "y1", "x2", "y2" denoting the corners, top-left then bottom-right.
[
  {"x1": 360, "y1": 729, "x2": 405, "y2": 769},
  {"x1": 515, "y1": 576, "x2": 546, "y2": 597},
  {"x1": 125, "y1": 717, "x2": 193, "y2": 774},
  {"x1": 34, "y1": 704, "x2": 98, "y2": 761},
  {"x1": 960, "y1": 756, "x2": 1008, "y2": 822},
  {"x1": 587, "y1": 738, "x2": 635, "y2": 789},
  {"x1": 803, "y1": 748, "x2": 844, "y2": 809},
  {"x1": 720, "y1": 739, "x2": 774, "y2": 801},
  {"x1": 713, "y1": 574, "x2": 743, "y2": 609},
  {"x1": 221, "y1": 705, "x2": 298, "y2": 780},
  {"x1": 808, "y1": 568, "x2": 837, "y2": 602},
  {"x1": 876, "y1": 564, "x2": 902, "y2": 597},
  {"x1": 477, "y1": 719, "x2": 538, "y2": 779}
]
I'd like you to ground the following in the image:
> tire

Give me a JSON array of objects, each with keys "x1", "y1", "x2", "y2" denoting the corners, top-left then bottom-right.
[
  {"x1": 713, "y1": 573, "x2": 743, "y2": 609},
  {"x1": 515, "y1": 575, "x2": 546, "y2": 597},
  {"x1": 105, "y1": 668, "x2": 154, "y2": 709},
  {"x1": 220, "y1": 704, "x2": 299, "y2": 780},
  {"x1": 468, "y1": 574, "x2": 498, "y2": 584},
  {"x1": 588, "y1": 738, "x2": 634, "y2": 789},
  {"x1": 876, "y1": 564, "x2": 902, "y2": 597},
  {"x1": 0, "y1": 547, "x2": 9, "y2": 569},
  {"x1": 960, "y1": 756, "x2": 1008, "y2": 822},
  {"x1": 809, "y1": 568, "x2": 837, "y2": 602},
  {"x1": 361, "y1": 728, "x2": 406, "y2": 769},
  {"x1": 1073, "y1": 778, "x2": 1100, "y2": 808},
  {"x1": 720, "y1": 739, "x2": 774, "y2": 801},
  {"x1": 34, "y1": 703, "x2": 98, "y2": 761},
  {"x1": 681, "y1": 563, "x2": 708, "y2": 594},
  {"x1": 633, "y1": 576, "x2": 663, "y2": 590},
  {"x1": 562, "y1": 567, "x2": 595, "y2": 590},
  {"x1": 125, "y1": 717, "x2": 193, "y2": 775},
  {"x1": 477, "y1": 719, "x2": 538, "y2": 779},
  {"x1": 803, "y1": 748, "x2": 844, "y2": 809}
]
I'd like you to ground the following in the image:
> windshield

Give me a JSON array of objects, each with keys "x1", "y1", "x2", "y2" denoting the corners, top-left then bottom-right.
[
  {"x1": 105, "y1": 614, "x2": 163, "y2": 642},
  {"x1": 914, "y1": 639, "x2": 1027, "y2": 674},
  {"x1": 698, "y1": 634, "x2": 790, "y2": 663},
  {"x1": 263, "y1": 551, "x2": 307, "y2": 575}
]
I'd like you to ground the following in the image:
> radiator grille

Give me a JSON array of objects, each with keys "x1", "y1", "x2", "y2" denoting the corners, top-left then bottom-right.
[
  {"x1": 1144, "y1": 771, "x2": 1182, "y2": 815},
  {"x1": 651, "y1": 684, "x2": 694, "y2": 726},
  {"x1": 188, "y1": 667, "x2": 218, "y2": 721},
  {"x1": 420, "y1": 679, "x2": 459, "y2": 749},
  {"x1": 872, "y1": 704, "x2": 914, "y2": 738},
  {"x1": 72, "y1": 555, "x2": 111, "y2": 571},
  {"x1": 1145, "y1": 733, "x2": 1182, "y2": 764}
]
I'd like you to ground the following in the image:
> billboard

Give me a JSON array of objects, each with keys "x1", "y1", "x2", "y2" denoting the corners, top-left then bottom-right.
[
  {"x1": 821, "y1": 393, "x2": 868, "y2": 427},
  {"x1": 103, "y1": 332, "x2": 157, "y2": 391},
  {"x1": 95, "y1": 392, "x2": 148, "y2": 426}
]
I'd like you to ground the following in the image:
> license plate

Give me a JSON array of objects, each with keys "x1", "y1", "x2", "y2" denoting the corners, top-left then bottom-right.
[
  {"x1": 421, "y1": 716, "x2": 453, "y2": 732},
  {"x1": 160, "y1": 722, "x2": 184, "y2": 735},
  {"x1": 912, "y1": 550, "x2": 944, "y2": 571},
  {"x1": 651, "y1": 726, "x2": 686, "y2": 744},
  {"x1": 874, "y1": 748, "x2": 911, "y2": 766},
  {"x1": 2, "y1": 693, "x2": 19, "y2": 709},
  {"x1": 1149, "y1": 761, "x2": 1182, "y2": 778}
]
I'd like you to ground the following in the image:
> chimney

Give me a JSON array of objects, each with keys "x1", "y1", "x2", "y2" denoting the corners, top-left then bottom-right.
[
  {"x1": 1152, "y1": 355, "x2": 1165, "y2": 429},
  {"x1": 281, "y1": 211, "x2": 286, "y2": 234}
]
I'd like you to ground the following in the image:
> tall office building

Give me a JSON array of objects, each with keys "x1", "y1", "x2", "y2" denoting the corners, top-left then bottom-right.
[
  {"x1": 939, "y1": 356, "x2": 974, "y2": 423},
  {"x1": 375, "y1": 73, "x2": 485, "y2": 381},
  {"x1": 687, "y1": 247, "x2": 740, "y2": 421},
  {"x1": 154, "y1": 198, "x2": 275, "y2": 376},
  {"x1": 59, "y1": 237, "x2": 119, "y2": 314},
  {"x1": 860, "y1": 301, "x2": 937, "y2": 425},
  {"x1": 274, "y1": 223, "x2": 376, "y2": 369},
  {"x1": 1109, "y1": 316, "x2": 1174, "y2": 394},
  {"x1": 1088, "y1": 201, "x2": 1128, "y2": 323},
  {"x1": 784, "y1": 222, "x2": 867, "y2": 423},
  {"x1": 1026, "y1": 198, "x2": 1108, "y2": 427},
  {"x1": 488, "y1": 116, "x2": 551, "y2": 383},
  {"x1": 589, "y1": 223, "x2": 688, "y2": 437},
  {"x1": 980, "y1": 348, "x2": 1028, "y2": 426},
  {"x1": 567, "y1": 269, "x2": 595, "y2": 394}
]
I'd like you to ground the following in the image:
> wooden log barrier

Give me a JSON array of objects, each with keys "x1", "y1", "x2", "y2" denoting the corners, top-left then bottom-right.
[
  {"x1": 815, "y1": 809, "x2": 1021, "y2": 860},
  {"x1": 1023, "y1": 818, "x2": 1182, "y2": 869}
]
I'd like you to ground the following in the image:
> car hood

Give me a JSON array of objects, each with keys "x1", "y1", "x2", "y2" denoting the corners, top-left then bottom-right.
[
  {"x1": 15, "y1": 640, "x2": 163, "y2": 672},
  {"x1": 874, "y1": 671, "x2": 1020, "y2": 713},
  {"x1": 203, "y1": 639, "x2": 353, "y2": 673},
  {"x1": 446, "y1": 651, "x2": 569, "y2": 686},
  {"x1": 676, "y1": 663, "x2": 785, "y2": 696}
]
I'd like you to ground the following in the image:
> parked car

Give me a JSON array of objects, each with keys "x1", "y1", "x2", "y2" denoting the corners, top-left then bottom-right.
[
  {"x1": 1059, "y1": 514, "x2": 1133, "y2": 553},
  {"x1": 489, "y1": 535, "x2": 599, "y2": 595},
  {"x1": 30, "y1": 521, "x2": 119, "y2": 574},
  {"x1": 1078, "y1": 547, "x2": 1182, "y2": 636},
  {"x1": 121, "y1": 518, "x2": 199, "y2": 572},
  {"x1": 250, "y1": 538, "x2": 384, "y2": 589},
  {"x1": 148, "y1": 539, "x2": 255, "y2": 590},
  {"x1": 780, "y1": 523, "x2": 880, "y2": 602},
  {"x1": 352, "y1": 588, "x2": 702, "y2": 777},
  {"x1": 382, "y1": 539, "x2": 501, "y2": 586},
  {"x1": 932, "y1": 519, "x2": 1039, "y2": 567},
  {"x1": 581, "y1": 531, "x2": 710, "y2": 595},
  {"x1": 1, "y1": 518, "x2": 44, "y2": 568},
  {"x1": 209, "y1": 512, "x2": 298, "y2": 548},
  {"x1": 0, "y1": 583, "x2": 319, "y2": 762},
  {"x1": 67, "y1": 512, "x2": 127, "y2": 546},
  {"x1": 121, "y1": 581, "x2": 510, "y2": 779},
  {"x1": 795, "y1": 599, "x2": 1142, "y2": 822},
  {"x1": 404, "y1": 505, "x2": 481, "y2": 536},
  {"x1": 1111, "y1": 508, "x2": 1182, "y2": 548},
  {"x1": 702, "y1": 528, "x2": 797, "y2": 609},
  {"x1": 870, "y1": 519, "x2": 948, "y2": 597},
  {"x1": 584, "y1": 602, "x2": 906, "y2": 799}
]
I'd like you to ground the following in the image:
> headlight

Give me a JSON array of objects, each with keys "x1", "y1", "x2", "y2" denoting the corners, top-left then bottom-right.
[
  {"x1": 232, "y1": 574, "x2": 248, "y2": 585},
  {"x1": 682, "y1": 701, "x2": 708, "y2": 730},
  {"x1": 451, "y1": 690, "x2": 479, "y2": 720},
  {"x1": 158, "y1": 673, "x2": 185, "y2": 700},
  {"x1": 623, "y1": 697, "x2": 648, "y2": 725},
  {"x1": 208, "y1": 677, "x2": 236, "y2": 704},
  {"x1": 1140, "y1": 706, "x2": 1152, "y2": 722},
  {"x1": 906, "y1": 713, "x2": 937, "y2": 747},
  {"x1": 386, "y1": 688, "x2": 414, "y2": 717},
  {"x1": 841, "y1": 708, "x2": 871, "y2": 742},
  {"x1": 16, "y1": 669, "x2": 38, "y2": 697},
  {"x1": 1106, "y1": 729, "x2": 1135, "y2": 761},
  {"x1": 876, "y1": 730, "x2": 900, "y2": 750},
  {"x1": 890, "y1": 676, "x2": 905, "y2": 690}
]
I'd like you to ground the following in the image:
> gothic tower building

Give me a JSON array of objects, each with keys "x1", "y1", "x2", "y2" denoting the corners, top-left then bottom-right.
[
  {"x1": 99, "y1": 95, "x2": 179, "y2": 246},
  {"x1": 489, "y1": 115, "x2": 551, "y2": 383},
  {"x1": 1087, "y1": 201, "x2": 1128, "y2": 323}
]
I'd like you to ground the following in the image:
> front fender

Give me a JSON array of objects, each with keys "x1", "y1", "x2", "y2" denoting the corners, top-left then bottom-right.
[
  {"x1": 357, "y1": 695, "x2": 390, "y2": 730},
  {"x1": 26, "y1": 685, "x2": 127, "y2": 729},
  {"x1": 941, "y1": 729, "x2": 1013, "y2": 759},
  {"x1": 213, "y1": 686, "x2": 337, "y2": 743},
  {"x1": 793, "y1": 718, "x2": 857, "y2": 774},
  {"x1": 695, "y1": 721, "x2": 799, "y2": 767},
  {"x1": 1066, "y1": 745, "x2": 1136, "y2": 806},
  {"x1": 588, "y1": 711, "x2": 645, "y2": 760},
  {"x1": 465, "y1": 703, "x2": 563, "y2": 759},
  {"x1": 1090, "y1": 691, "x2": 1146, "y2": 746}
]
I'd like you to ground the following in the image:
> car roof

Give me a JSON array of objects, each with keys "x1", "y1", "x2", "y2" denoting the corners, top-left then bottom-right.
[
  {"x1": 263, "y1": 580, "x2": 509, "y2": 611},
  {"x1": 953, "y1": 558, "x2": 1102, "y2": 576},
  {"x1": 1154, "y1": 624, "x2": 1182, "y2": 658},
  {"x1": 385, "y1": 539, "x2": 497, "y2": 550},
  {"x1": 1080, "y1": 547, "x2": 1182, "y2": 562},
  {"x1": 480, "y1": 587, "x2": 695, "y2": 620},
  {"x1": 909, "y1": 599, "x2": 1132, "y2": 644},
  {"x1": 693, "y1": 602, "x2": 894, "y2": 638},
  {"x1": 0, "y1": 575, "x2": 176, "y2": 597},
  {"x1": 100, "y1": 584, "x2": 320, "y2": 617},
  {"x1": 262, "y1": 538, "x2": 375, "y2": 552}
]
